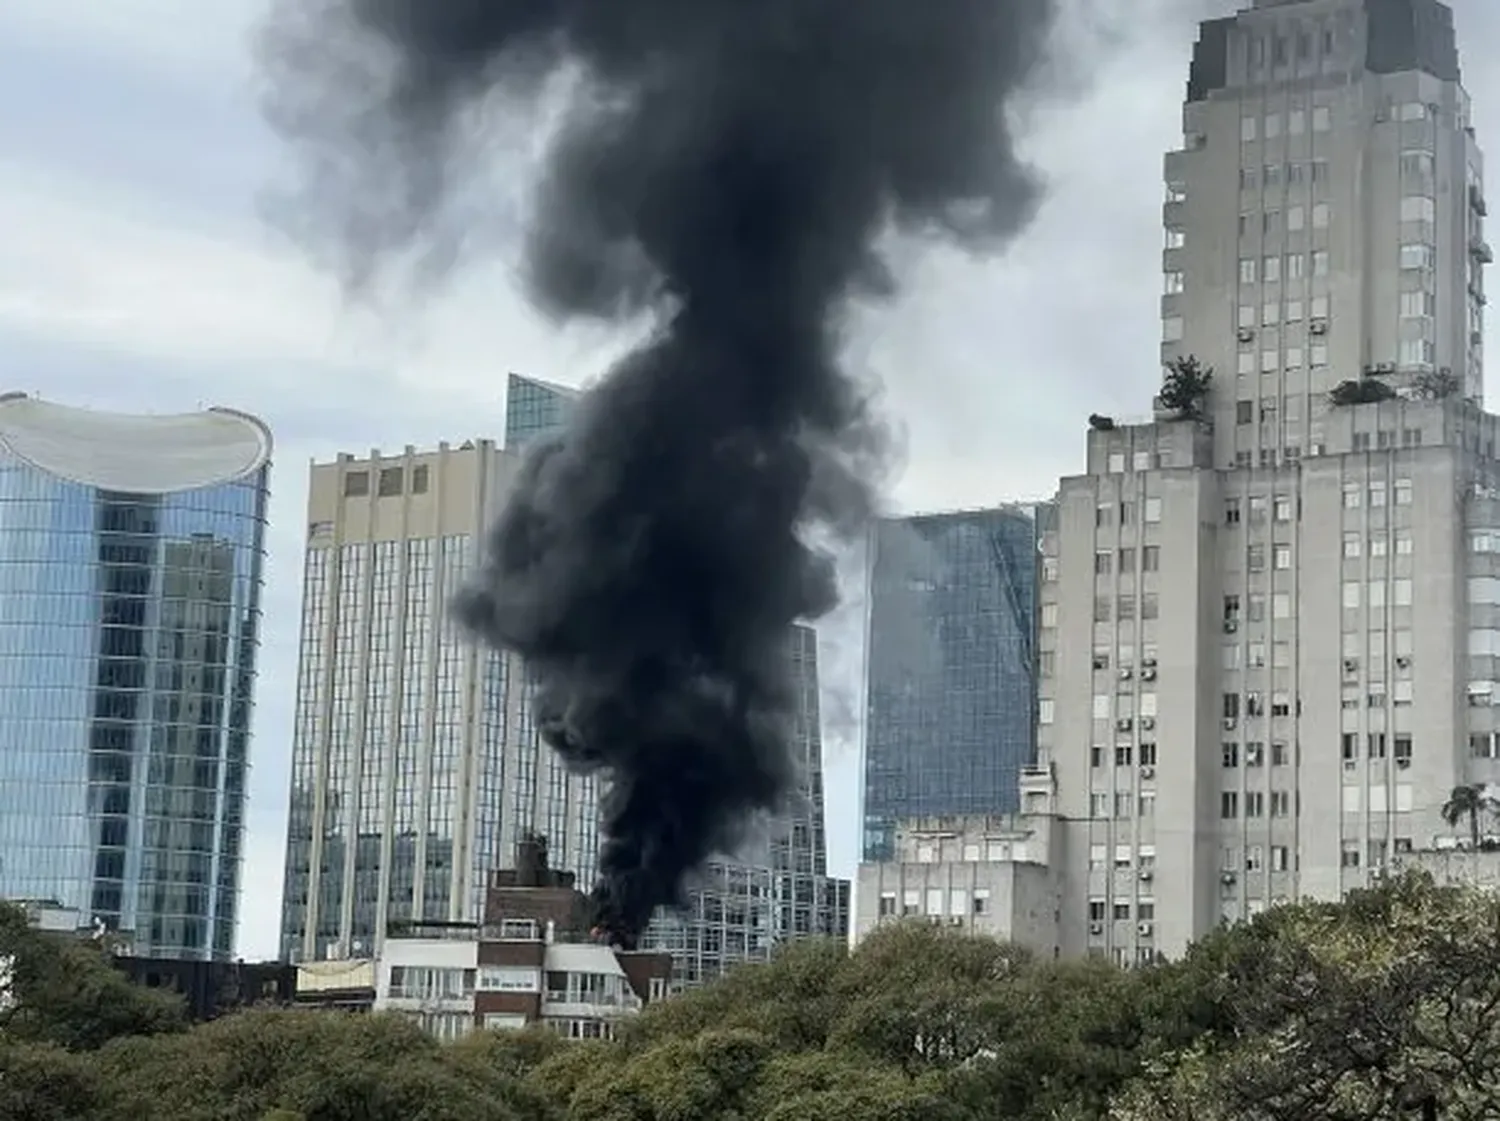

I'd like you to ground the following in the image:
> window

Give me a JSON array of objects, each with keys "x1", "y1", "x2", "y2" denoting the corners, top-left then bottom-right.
[
  {"x1": 1240, "y1": 167, "x2": 1258, "y2": 190},
  {"x1": 1236, "y1": 400, "x2": 1254, "y2": 425},
  {"x1": 1164, "y1": 270, "x2": 1184, "y2": 294},
  {"x1": 1223, "y1": 741, "x2": 1239, "y2": 767},
  {"x1": 1400, "y1": 196, "x2": 1436, "y2": 223},
  {"x1": 1163, "y1": 315, "x2": 1184, "y2": 341},
  {"x1": 1263, "y1": 113, "x2": 1280, "y2": 138},
  {"x1": 1310, "y1": 343, "x2": 1328, "y2": 367},
  {"x1": 1394, "y1": 478, "x2": 1412, "y2": 505},
  {"x1": 1342, "y1": 582, "x2": 1361, "y2": 608},
  {"x1": 1245, "y1": 791, "x2": 1264, "y2": 818},
  {"x1": 1273, "y1": 592, "x2": 1292, "y2": 620},
  {"x1": 1248, "y1": 544, "x2": 1266, "y2": 571},
  {"x1": 1263, "y1": 255, "x2": 1281, "y2": 283},
  {"x1": 1142, "y1": 545, "x2": 1160, "y2": 572},
  {"x1": 1400, "y1": 291, "x2": 1436, "y2": 318},
  {"x1": 1394, "y1": 578, "x2": 1413, "y2": 606},
  {"x1": 1312, "y1": 105, "x2": 1331, "y2": 131},
  {"x1": 1238, "y1": 351, "x2": 1256, "y2": 375},
  {"x1": 1342, "y1": 482, "x2": 1361, "y2": 508},
  {"x1": 1286, "y1": 253, "x2": 1305, "y2": 280},
  {"x1": 1095, "y1": 550, "x2": 1113, "y2": 574},
  {"x1": 1040, "y1": 604, "x2": 1058, "y2": 627},
  {"x1": 1271, "y1": 845, "x2": 1291, "y2": 871},
  {"x1": 1400, "y1": 243, "x2": 1435, "y2": 270},
  {"x1": 1271, "y1": 790, "x2": 1290, "y2": 817},
  {"x1": 1274, "y1": 544, "x2": 1292, "y2": 569},
  {"x1": 1165, "y1": 227, "x2": 1186, "y2": 249},
  {"x1": 1239, "y1": 258, "x2": 1257, "y2": 284},
  {"x1": 1312, "y1": 202, "x2": 1330, "y2": 228},
  {"x1": 1221, "y1": 792, "x2": 1239, "y2": 818},
  {"x1": 1038, "y1": 699, "x2": 1054, "y2": 724},
  {"x1": 1310, "y1": 159, "x2": 1328, "y2": 182},
  {"x1": 1241, "y1": 116, "x2": 1258, "y2": 141},
  {"x1": 1399, "y1": 339, "x2": 1435, "y2": 367},
  {"x1": 378, "y1": 467, "x2": 404, "y2": 497},
  {"x1": 411, "y1": 464, "x2": 430, "y2": 494},
  {"x1": 1287, "y1": 204, "x2": 1305, "y2": 231},
  {"x1": 1144, "y1": 497, "x2": 1162, "y2": 523},
  {"x1": 1289, "y1": 108, "x2": 1305, "y2": 134},
  {"x1": 1118, "y1": 546, "x2": 1135, "y2": 570},
  {"x1": 1343, "y1": 533, "x2": 1361, "y2": 558},
  {"x1": 1311, "y1": 250, "x2": 1329, "y2": 276},
  {"x1": 1395, "y1": 532, "x2": 1413, "y2": 555},
  {"x1": 344, "y1": 470, "x2": 370, "y2": 497},
  {"x1": 1142, "y1": 594, "x2": 1159, "y2": 620}
]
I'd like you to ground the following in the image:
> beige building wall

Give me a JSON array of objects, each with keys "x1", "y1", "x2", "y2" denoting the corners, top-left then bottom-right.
[{"x1": 281, "y1": 441, "x2": 600, "y2": 961}]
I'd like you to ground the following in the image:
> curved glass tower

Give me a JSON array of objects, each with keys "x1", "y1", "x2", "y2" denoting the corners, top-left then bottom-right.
[{"x1": 0, "y1": 393, "x2": 271, "y2": 960}]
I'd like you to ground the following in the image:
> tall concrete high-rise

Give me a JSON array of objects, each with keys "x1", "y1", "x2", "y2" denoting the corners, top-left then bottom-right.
[
  {"x1": 0, "y1": 393, "x2": 271, "y2": 960},
  {"x1": 1038, "y1": 0, "x2": 1496, "y2": 963},
  {"x1": 279, "y1": 441, "x2": 601, "y2": 962},
  {"x1": 862, "y1": 506, "x2": 1048, "y2": 862}
]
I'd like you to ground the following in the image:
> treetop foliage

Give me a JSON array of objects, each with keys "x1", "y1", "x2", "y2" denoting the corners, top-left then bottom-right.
[{"x1": 3, "y1": 870, "x2": 1498, "y2": 1120}]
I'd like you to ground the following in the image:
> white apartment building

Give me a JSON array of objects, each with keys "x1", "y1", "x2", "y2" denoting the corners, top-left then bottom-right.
[{"x1": 1036, "y1": 0, "x2": 1500, "y2": 963}]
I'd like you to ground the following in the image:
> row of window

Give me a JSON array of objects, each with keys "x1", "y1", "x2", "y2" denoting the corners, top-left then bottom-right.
[
  {"x1": 1241, "y1": 106, "x2": 1334, "y2": 141},
  {"x1": 1238, "y1": 159, "x2": 1329, "y2": 193},
  {"x1": 343, "y1": 464, "x2": 432, "y2": 499},
  {"x1": 875, "y1": 887, "x2": 993, "y2": 918}
]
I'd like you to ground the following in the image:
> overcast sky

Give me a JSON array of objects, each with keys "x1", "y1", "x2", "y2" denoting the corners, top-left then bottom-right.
[{"x1": 4, "y1": 0, "x2": 1499, "y2": 960}]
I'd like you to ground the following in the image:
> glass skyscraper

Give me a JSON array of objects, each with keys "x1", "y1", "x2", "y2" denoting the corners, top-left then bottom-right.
[
  {"x1": 0, "y1": 393, "x2": 271, "y2": 960},
  {"x1": 505, "y1": 373, "x2": 580, "y2": 452},
  {"x1": 862, "y1": 505, "x2": 1047, "y2": 862}
]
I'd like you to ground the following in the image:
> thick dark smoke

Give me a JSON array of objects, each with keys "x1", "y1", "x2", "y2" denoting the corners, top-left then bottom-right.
[{"x1": 261, "y1": 0, "x2": 1057, "y2": 947}]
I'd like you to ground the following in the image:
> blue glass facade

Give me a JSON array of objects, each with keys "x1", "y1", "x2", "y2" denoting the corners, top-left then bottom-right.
[
  {"x1": 862, "y1": 506, "x2": 1046, "y2": 862},
  {"x1": 505, "y1": 373, "x2": 579, "y2": 452},
  {"x1": 0, "y1": 449, "x2": 269, "y2": 959}
]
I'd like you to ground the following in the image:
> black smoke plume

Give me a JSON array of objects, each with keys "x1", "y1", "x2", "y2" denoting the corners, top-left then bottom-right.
[{"x1": 260, "y1": 0, "x2": 1057, "y2": 947}]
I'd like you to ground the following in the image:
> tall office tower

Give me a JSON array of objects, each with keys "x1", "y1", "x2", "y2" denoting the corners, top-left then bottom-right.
[
  {"x1": 1038, "y1": 0, "x2": 1494, "y2": 963},
  {"x1": 279, "y1": 442, "x2": 600, "y2": 962},
  {"x1": 0, "y1": 393, "x2": 271, "y2": 960},
  {"x1": 505, "y1": 373, "x2": 580, "y2": 452},
  {"x1": 863, "y1": 506, "x2": 1047, "y2": 862},
  {"x1": 496, "y1": 376, "x2": 850, "y2": 983}
]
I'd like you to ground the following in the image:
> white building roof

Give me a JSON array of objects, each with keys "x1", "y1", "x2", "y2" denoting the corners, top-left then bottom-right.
[
  {"x1": 544, "y1": 942, "x2": 627, "y2": 977},
  {"x1": 0, "y1": 393, "x2": 272, "y2": 494}
]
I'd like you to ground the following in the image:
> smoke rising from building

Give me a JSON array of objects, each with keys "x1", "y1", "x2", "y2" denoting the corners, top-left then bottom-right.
[{"x1": 259, "y1": 0, "x2": 1059, "y2": 947}]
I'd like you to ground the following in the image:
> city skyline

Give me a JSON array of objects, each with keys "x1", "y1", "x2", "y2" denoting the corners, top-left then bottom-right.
[{"x1": 9, "y1": 0, "x2": 1500, "y2": 960}]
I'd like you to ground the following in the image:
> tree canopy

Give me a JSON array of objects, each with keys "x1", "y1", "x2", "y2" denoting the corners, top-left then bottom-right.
[{"x1": 3, "y1": 871, "x2": 1499, "y2": 1120}]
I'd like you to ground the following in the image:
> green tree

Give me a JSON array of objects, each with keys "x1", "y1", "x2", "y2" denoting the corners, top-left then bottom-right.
[
  {"x1": 0, "y1": 903, "x2": 186, "y2": 1051},
  {"x1": 1159, "y1": 355, "x2": 1213, "y2": 420},
  {"x1": 1441, "y1": 782, "x2": 1494, "y2": 850},
  {"x1": 1112, "y1": 872, "x2": 1500, "y2": 1121}
]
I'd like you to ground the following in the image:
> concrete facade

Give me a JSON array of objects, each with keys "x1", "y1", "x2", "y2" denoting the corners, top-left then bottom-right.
[{"x1": 1035, "y1": 0, "x2": 1498, "y2": 964}]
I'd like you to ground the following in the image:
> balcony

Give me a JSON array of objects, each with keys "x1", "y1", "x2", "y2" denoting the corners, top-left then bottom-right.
[{"x1": 1471, "y1": 238, "x2": 1494, "y2": 265}]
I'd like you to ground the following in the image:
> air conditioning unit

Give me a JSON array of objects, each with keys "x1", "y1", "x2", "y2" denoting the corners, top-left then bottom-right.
[
  {"x1": 1140, "y1": 716, "x2": 1156, "y2": 731},
  {"x1": 1142, "y1": 656, "x2": 1158, "y2": 669},
  {"x1": 1397, "y1": 756, "x2": 1412, "y2": 769},
  {"x1": 1224, "y1": 619, "x2": 1238, "y2": 633},
  {"x1": 1137, "y1": 922, "x2": 1154, "y2": 937},
  {"x1": 1310, "y1": 318, "x2": 1328, "y2": 334},
  {"x1": 1237, "y1": 327, "x2": 1255, "y2": 343},
  {"x1": 1343, "y1": 658, "x2": 1359, "y2": 675},
  {"x1": 1089, "y1": 921, "x2": 1104, "y2": 936},
  {"x1": 1138, "y1": 869, "x2": 1154, "y2": 882},
  {"x1": 1223, "y1": 716, "x2": 1238, "y2": 730},
  {"x1": 1140, "y1": 766, "x2": 1156, "y2": 779},
  {"x1": 1377, "y1": 361, "x2": 1396, "y2": 373},
  {"x1": 948, "y1": 916, "x2": 964, "y2": 927},
  {"x1": 1220, "y1": 871, "x2": 1238, "y2": 885},
  {"x1": 1116, "y1": 717, "x2": 1134, "y2": 732},
  {"x1": 1396, "y1": 656, "x2": 1411, "y2": 669},
  {"x1": 1311, "y1": 443, "x2": 1327, "y2": 456},
  {"x1": 1119, "y1": 667, "x2": 1134, "y2": 680},
  {"x1": 1141, "y1": 668, "x2": 1158, "y2": 682},
  {"x1": 1093, "y1": 654, "x2": 1109, "y2": 670}
]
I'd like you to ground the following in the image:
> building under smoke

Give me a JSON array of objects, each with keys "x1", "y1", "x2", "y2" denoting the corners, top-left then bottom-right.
[
  {"x1": 496, "y1": 376, "x2": 850, "y2": 985},
  {"x1": 863, "y1": 505, "x2": 1050, "y2": 862}
]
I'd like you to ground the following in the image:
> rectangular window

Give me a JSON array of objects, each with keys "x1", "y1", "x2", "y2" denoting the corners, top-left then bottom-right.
[
  {"x1": 1221, "y1": 792, "x2": 1239, "y2": 818},
  {"x1": 1239, "y1": 258, "x2": 1257, "y2": 284},
  {"x1": 1400, "y1": 196, "x2": 1436, "y2": 223},
  {"x1": 1312, "y1": 202, "x2": 1330, "y2": 228},
  {"x1": 1287, "y1": 205, "x2": 1305, "y2": 231},
  {"x1": 1164, "y1": 270, "x2": 1184, "y2": 294},
  {"x1": 1144, "y1": 497, "x2": 1162, "y2": 523},
  {"x1": 1312, "y1": 105, "x2": 1331, "y2": 131},
  {"x1": 1163, "y1": 315, "x2": 1184, "y2": 341},
  {"x1": 1289, "y1": 109, "x2": 1305, "y2": 134},
  {"x1": 1263, "y1": 255, "x2": 1281, "y2": 283},
  {"x1": 1241, "y1": 116, "x2": 1258, "y2": 141}
]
